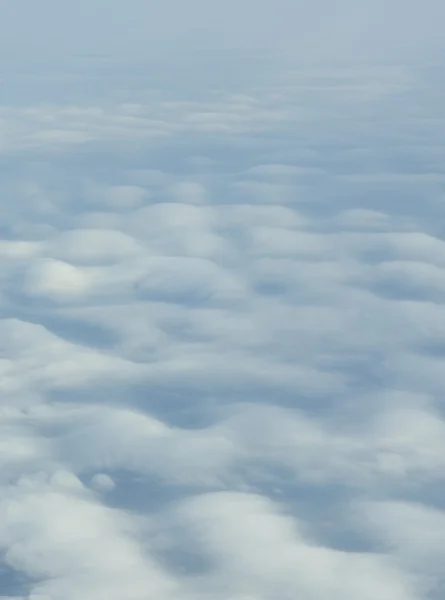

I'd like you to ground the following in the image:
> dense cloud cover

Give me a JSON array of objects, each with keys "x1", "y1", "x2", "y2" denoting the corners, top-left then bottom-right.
[{"x1": 1, "y1": 51, "x2": 445, "y2": 599}]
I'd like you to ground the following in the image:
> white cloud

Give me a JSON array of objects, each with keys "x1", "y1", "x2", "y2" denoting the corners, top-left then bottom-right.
[
  {"x1": 90, "y1": 474, "x2": 116, "y2": 493},
  {"x1": 1, "y1": 55, "x2": 445, "y2": 600},
  {"x1": 23, "y1": 259, "x2": 92, "y2": 302},
  {"x1": 46, "y1": 229, "x2": 144, "y2": 265},
  {"x1": 163, "y1": 491, "x2": 416, "y2": 600},
  {"x1": 0, "y1": 477, "x2": 177, "y2": 600}
]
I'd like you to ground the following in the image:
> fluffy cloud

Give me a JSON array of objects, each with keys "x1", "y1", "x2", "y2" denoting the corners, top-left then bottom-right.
[{"x1": 1, "y1": 56, "x2": 445, "y2": 600}]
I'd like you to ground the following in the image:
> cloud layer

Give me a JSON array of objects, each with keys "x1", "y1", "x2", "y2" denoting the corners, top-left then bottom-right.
[{"x1": 1, "y1": 59, "x2": 445, "y2": 599}]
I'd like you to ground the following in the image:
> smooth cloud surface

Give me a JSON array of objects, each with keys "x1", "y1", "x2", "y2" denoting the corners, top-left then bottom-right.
[{"x1": 1, "y1": 33, "x2": 445, "y2": 600}]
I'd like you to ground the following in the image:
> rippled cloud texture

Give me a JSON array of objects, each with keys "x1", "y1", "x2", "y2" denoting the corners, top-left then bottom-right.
[{"x1": 1, "y1": 14, "x2": 445, "y2": 600}]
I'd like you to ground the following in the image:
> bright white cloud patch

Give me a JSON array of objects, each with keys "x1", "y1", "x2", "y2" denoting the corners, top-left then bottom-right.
[{"x1": 1, "y1": 55, "x2": 445, "y2": 600}]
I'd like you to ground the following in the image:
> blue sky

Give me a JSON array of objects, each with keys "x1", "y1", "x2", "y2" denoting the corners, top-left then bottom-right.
[{"x1": 1, "y1": 3, "x2": 445, "y2": 600}]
